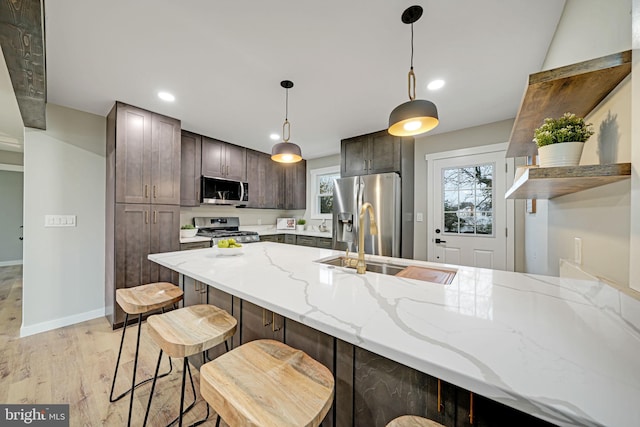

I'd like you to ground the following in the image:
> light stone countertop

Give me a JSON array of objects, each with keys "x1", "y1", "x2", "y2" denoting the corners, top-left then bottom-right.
[{"x1": 149, "y1": 242, "x2": 640, "y2": 427}]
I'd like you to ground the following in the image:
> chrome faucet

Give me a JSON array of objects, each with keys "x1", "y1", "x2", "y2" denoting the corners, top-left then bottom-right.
[{"x1": 356, "y1": 202, "x2": 378, "y2": 274}]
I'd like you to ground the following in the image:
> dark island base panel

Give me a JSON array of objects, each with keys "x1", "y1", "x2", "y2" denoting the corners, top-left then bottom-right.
[
  {"x1": 187, "y1": 280, "x2": 557, "y2": 427},
  {"x1": 349, "y1": 345, "x2": 557, "y2": 427}
]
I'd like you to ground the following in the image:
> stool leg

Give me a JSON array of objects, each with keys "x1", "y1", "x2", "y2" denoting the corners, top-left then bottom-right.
[
  {"x1": 179, "y1": 357, "x2": 187, "y2": 427},
  {"x1": 127, "y1": 314, "x2": 143, "y2": 427},
  {"x1": 110, "y1": 311, "x2": 174, "y2": 403},
  {"x1": 109, "y1": 313, "x2": 129, "y2": 402},
  {"x1": 143, "y1": 349, "x2": 164, "y2": 427}
]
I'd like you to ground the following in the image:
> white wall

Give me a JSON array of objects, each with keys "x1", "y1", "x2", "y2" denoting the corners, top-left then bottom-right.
[
  {"x1": 0, "y1": 169, "x2": 23, "y2": 264},
  {"x1": 413, "y1": 119, "x2": 516, "y2": 262},
  {"x1": 21, "y1": 104, "x2": 106, "y2": 337},
  {"x1": 524, "y1": 0, "x2": 634, "y2": 283}
]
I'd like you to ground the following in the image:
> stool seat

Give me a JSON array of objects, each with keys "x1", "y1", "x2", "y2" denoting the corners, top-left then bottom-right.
[
  {"x1": 200, "y1": 339, "x2": 334, "y2": 427},
  {"x1": 147, "y1": 304, "x2": 238, "y2": 358},
  {"x1": 116, "y1": 282, "x2": 183, "y2": 315},
  {"x1": 386, "y1": 415, "x2": 445, "y2": 427}
]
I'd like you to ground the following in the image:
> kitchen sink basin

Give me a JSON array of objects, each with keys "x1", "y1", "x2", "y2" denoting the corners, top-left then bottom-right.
[
  {"x1": 316, "y1": 255, "x2": 456, "y2": 284},
  {"x1": 318, "y1": 256, "x2": 406, "y2": 275}
]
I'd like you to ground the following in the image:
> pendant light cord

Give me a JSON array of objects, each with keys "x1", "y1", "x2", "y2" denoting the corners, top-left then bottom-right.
[
  {"x1": 410, "y1": 22, "x2": 414, "y2": 71},
  {"x1": 282, "y1": 87, "x2": 291, "y2": 142},
  {"x1": 407, "y1": 22, "x2": 416, "y2": 100}
]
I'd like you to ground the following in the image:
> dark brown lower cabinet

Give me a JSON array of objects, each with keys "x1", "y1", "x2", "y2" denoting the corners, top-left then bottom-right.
[
  {"x1": 191, "y1": 294, "x2": 557, "y2": 427},
  {"x1": 284, "y1": 320, "x2": 336, "y2": 427},
  {"x1": 108, "y1": 203, "x2": 179, "y2": 327},
  {"x1": 239, "y1": 299, "x2": 284, "y2": 344}
]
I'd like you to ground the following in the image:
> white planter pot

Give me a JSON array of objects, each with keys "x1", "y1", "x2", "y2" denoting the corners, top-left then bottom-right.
[
  {"x1": 180, "y1": 229, "x2": 197, "y2": 238},
  {"x1": 537, "y1": 141, "x2": 585, "y2": 167},
  {"x1": 296, "y1": 225, "x2": 305, "y2": 232}
]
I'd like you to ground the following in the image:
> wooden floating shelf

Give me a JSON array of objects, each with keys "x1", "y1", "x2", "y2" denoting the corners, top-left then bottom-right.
[
  {"x1": 506, "y1": 50, "x2": 631, "y2": 158},
  {"x1": 505, "y1": 163, "x2": 631, "y2": 199}
]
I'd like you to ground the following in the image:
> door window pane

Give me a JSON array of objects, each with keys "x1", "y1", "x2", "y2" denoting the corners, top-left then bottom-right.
[{"x1": 441, "y1": 163, "x2": 494, "y2": 236}]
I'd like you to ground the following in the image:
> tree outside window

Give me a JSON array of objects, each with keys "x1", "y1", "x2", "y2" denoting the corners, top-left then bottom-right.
[{"x1": 310, "y1": 166, "x2": 340, "y2": 219}]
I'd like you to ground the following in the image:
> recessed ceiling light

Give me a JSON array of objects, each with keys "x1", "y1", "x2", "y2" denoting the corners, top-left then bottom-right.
[
  {"x1": 270, "y1": 133, "x2": 280, "y2": 140},
  {"x1": 427, "y1": 79, "x2": 445, "y2": 91},
  {"x1": 158, "y1": 91, "x2": 175, "y2": 102}
]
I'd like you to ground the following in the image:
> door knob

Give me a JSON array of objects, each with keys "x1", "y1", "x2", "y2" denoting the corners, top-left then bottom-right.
[{"x1": 435, "y1": 238, "x2": 446, "y2": 244}]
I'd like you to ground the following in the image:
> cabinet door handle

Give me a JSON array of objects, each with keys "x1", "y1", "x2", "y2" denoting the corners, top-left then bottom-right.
[
  {"x1": 144, "y1": 184, "x2": 149, "y2": 198},
  {"x1": 145, "y1": 210, "x2": 149, "y2": 224},
  {"x1": 153, "y1": 185, "x2": 157, "y2": 199},
  {"x1": 262, "y1": 309, "x2": 272, "y2": 327},
  {"x1": 363, "y1": 160, "x2": 367, "y2": 171},
  {"x1": 194, "y1": 281, "x2": 200, "y2": 293},
  {"x1": 469, "y1": 392, "x2": 474, "y2": 424},
  {"x1": 226, "y1": 165, "x2": 230, "y2": 176},
  {"x1": 368, "y1": 159, "x2": 372, "y2": 170},
  {"x1": 271, "y1": 312, "x2": 282, "y2": 332},
  {"x1": 437, "y1": 379, "x2": 444, "y2": 413},
  {"x1": 153, "y1": 210, "x2": 157, "y2": 224}
]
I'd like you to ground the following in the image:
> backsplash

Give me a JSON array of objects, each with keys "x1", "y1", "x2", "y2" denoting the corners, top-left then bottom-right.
[{"x1": 180, "y1": 205, "x2": 304, "y2": 227}]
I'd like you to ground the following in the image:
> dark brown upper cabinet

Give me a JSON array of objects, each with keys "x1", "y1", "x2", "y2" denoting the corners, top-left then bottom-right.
[
  {"x1": 112, "y1": 102, "x2": 181, "y2": 205},
  {"x1": 341, "y1": 130, "x2": 410, "y2": 177},
  {"x1": 246, "y1": 149, "x2": 284, "y2": 209},
  {"x1": 202, "y1": 136, "x2": 247, "y2": 182},
  {"x1": 282, "y1": 160, "x2": 306, "y2": 210},
  {"x1": 180, "y1": 131, "x2": 202, "y2": 206}
]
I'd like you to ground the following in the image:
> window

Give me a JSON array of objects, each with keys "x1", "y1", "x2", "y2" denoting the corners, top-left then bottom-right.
[
  {"x1": 309, "y1": 166, "x2": 340, "y2": 219},
  {"x1": 442, "y1": 163, "x2": 494, "y2": 235}
]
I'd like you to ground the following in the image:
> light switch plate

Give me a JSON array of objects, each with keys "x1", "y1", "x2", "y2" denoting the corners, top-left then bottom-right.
[
  {"x1": 416, "y1": 212, "x2": 424, "y2": 222},
  {"x1": 45, "y1": 215, "x2": 77, "y2": 227}
]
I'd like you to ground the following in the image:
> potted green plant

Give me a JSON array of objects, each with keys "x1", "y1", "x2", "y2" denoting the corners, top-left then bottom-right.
[
  {"x1": 533, "y1": 112, "x2": 594, "y2": 167},
  {"x1": 296, "y1": 218, "x2": 306, "y2": 232},
  {"x1": 180, "y1": 224, "x2": 197, "y2": 238}
]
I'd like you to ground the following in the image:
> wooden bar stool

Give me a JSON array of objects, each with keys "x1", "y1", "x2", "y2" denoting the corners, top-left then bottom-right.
[
  {"x1": 110, "y1": 282, "x2": 183, "y2": 427},
  {"x1": 200, "y1": 339, "x2": 335, "y2": 427},
  {"x1": 143, "y1": 304, "x2": 238, "y2": 427},
  {"x1": 386, "y1": 415, "x2": 445, "y2": 427}
]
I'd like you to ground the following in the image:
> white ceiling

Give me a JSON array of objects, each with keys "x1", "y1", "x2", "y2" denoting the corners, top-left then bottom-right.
[{"x1": 41, "y1": 0, "x2": 566, "y2": 159}]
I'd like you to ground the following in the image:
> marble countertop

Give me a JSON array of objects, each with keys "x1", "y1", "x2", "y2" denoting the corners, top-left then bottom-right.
[{"x1": 149, "y1": 242, "x2": 640, "y2": 427}]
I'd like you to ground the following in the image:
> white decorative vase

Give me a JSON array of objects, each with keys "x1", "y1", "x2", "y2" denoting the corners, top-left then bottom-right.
[
  {"x1": 296, "y1": 225, "x2": 305, "y2": 232},
  {"x1": 537, "y1": 141, "x2": 584, "y2": 167}
]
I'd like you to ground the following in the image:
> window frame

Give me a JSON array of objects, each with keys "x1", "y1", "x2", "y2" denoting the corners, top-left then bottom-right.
[{"x1": 309, "y1": 165, "x2": 340, "y2": 220}]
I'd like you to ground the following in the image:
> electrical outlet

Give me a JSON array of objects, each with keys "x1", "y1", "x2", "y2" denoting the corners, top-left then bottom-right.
[{"x1": 574, "y1": 237, "x2": 582, "y2": 265}]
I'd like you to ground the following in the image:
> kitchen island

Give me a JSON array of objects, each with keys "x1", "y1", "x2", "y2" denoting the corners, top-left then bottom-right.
[{"x1": 149, "y1": 242, "x2": 640, "y2": 427}]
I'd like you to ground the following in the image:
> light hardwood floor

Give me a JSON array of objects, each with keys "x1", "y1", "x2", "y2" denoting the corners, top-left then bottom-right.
[{"x1": 0, "y1": 266, "x2": 224, "y2": 426}]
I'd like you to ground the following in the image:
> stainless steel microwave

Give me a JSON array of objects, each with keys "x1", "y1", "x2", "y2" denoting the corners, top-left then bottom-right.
[{"x1": 201, "y1": 176, "x2": 248, "y2": 206}]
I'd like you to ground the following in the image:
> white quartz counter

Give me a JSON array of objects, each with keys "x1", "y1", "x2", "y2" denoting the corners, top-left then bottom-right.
[{"x1": 149, "y1": 242, "x2": 640, "y2": 427}]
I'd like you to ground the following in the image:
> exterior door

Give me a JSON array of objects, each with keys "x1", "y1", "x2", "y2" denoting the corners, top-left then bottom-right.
[{"x1": 428, "y1": 146, "x2": 513, "y2": 271}]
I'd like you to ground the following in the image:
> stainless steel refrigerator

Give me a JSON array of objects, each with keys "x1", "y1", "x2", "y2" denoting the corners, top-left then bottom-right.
[{"x1": 332, "y1": 172, "x2": 413, "y2": 259}]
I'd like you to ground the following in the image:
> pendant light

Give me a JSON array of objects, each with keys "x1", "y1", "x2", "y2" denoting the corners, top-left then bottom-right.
[
  {"x1": 271, "y1": 80, "x2": 303, "y2": 163},
  {"x1": 388, "y1": 5, "x2": 439, "y2": 137}
]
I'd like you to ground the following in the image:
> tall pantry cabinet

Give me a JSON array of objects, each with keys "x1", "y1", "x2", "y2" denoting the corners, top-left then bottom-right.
[{"x1": 105, "y1": 102, "x2": 181, "y2": 328}]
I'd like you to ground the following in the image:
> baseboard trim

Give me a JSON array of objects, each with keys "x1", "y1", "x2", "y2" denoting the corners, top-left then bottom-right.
[
  {"x1": 0, "y1": 260, "x2": 23, "y2": 267},
  {"x1": 20, "y1": 307, "x2": 105, "y2": 337}
]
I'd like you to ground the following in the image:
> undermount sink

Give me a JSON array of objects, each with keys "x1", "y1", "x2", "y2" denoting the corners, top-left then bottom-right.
[
  {"x1": 318, "y1": 256, "x2": 406, "y2": 275},
  {"x1": 316, "y1": 256, "x2": 456, "y2": 284}
]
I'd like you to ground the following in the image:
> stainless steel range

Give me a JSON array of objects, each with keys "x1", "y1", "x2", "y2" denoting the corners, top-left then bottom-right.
[{"x1": 194, "y1": 217, "x2": 260, "y2": 245}]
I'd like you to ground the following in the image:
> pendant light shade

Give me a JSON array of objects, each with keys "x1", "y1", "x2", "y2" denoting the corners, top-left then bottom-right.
[
  {"x1": 272, "y1": 80, "x2": 303, "y2": 163},
  {"x1": 388, "y1": 99, "x2": 439, "y2": 136},
  {"x1": 388, "y1": 5, "x2": 439, "y2": 137}
]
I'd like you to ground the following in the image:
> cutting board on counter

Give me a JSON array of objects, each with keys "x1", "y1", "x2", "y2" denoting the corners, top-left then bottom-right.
[{"x1": 395, "y1": 265, "x2": 456, "y2": 285}]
